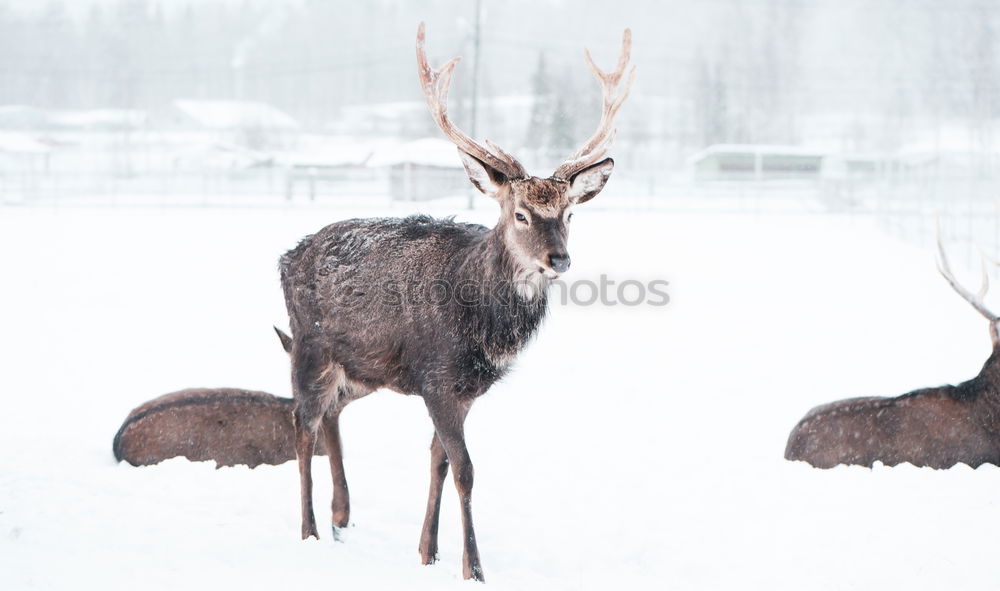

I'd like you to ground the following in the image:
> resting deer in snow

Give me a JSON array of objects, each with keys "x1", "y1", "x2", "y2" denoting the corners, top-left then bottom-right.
[
  {"x1": 278, "y1": 24, "x2": 634, "y2": 581},
  {"x1": 112, "y1": 329, "x2": 310, "y2": 469},
  {"x1": 786, "y1": 233, "x2": 1000, "y2": 469},
  {"x1": 113, "y1": 387, "x2": 318, "y2": 468}
]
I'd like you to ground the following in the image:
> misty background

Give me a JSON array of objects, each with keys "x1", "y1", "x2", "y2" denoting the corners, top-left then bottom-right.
[
  {"x1": 1, "y1": 0, "x2": 999, "y2": 252},
  {"x1": 11, "y1": 4, "x2": 1000, "y2": 589}
]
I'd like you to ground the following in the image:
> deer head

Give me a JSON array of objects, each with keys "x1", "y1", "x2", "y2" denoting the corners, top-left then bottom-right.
[{"x1": 416, "y1": 23, "x2": 635, "y2": 280}]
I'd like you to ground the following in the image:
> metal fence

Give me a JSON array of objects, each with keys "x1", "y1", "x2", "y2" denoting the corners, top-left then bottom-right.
[{"x1": 3, "y1": 157, "x2": 999, "y2": 269}]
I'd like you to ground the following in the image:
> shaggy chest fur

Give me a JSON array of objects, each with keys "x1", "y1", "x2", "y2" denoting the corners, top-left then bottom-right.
[{"x1": 280, "y1": 215, "x2": 549, "y2": 398}]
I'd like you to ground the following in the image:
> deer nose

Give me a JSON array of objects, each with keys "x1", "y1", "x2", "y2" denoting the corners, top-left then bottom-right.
[{"x1": 549, "y1": 254, "x2": 571, "y2": 273}]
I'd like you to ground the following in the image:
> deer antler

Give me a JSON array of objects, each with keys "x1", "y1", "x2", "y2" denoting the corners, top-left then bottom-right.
[
  {"x1": 416, "y1": 23, "x2": 527, "y2": 180},
  {"x1": 551, "y1": 29, "x2": 636, "y2": 180},
  {"x1": 935, "y1": 222, "x2": 999, "y2": 323}
]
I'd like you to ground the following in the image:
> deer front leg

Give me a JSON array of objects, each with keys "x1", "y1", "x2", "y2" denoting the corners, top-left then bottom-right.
[
  {"x1": 321, "y1": 410, "x2": 350, "y2": 538},
  {"x1": 424, "y1": 398, "x2": 482, "y2": 581},
  {"x1": 418, "y1": 434, "x2": 449, "y2": 564}
]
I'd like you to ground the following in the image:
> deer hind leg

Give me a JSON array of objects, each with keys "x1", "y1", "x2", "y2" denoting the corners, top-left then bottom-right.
[
  {"x1": 424, "y1": 397, "x2": 482, "y2": 581},
  {"x1": 418, "y1": 433, "x2": 449, "y2": 565},
  {"x1": 291, "y1": 355, "x2": 342, "y2": 540},
  {"x1": 292, "y1": 402, "x2": 321, "y2": 540},
  {"x1": 321, "y1": 408, "x2": 350, "y2": 538}
]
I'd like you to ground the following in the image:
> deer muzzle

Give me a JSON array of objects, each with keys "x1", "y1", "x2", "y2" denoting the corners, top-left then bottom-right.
[{"x1": 549, "y1": 253, "x2": 571, "y2": 274}]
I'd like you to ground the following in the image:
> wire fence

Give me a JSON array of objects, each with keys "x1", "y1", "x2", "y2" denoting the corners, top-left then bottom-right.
[{"x1": 3, "y1": 155, "x2": 999, "y2": 272}]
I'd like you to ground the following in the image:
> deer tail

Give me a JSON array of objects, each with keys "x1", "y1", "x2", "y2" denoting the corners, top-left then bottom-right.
[{"x1": 274, "y1": 326, "x2": 293, "y2": 353}]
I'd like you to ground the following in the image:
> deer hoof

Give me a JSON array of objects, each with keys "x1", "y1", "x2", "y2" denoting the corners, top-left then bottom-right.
[
  {"x1": 331, "y1": 525, "x2": 347, "y2": 542},
  {"x1": 332, "y1": 508, "x2": 350, "y2": 528},
  {"x1": 420, "y1": 551, "x2": 438, "y2": 565},
  {"x1": 301, "y1": 523, "x2": 319, "y2": 540},
  {"x1": 464, "y1": 563, "x2": 485, "y2": 582},
  {"x1": 419, "y1": 538, "x2": 438, "y2": 565}
]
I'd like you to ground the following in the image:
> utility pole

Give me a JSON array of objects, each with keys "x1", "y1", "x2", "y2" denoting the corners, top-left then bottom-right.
[{"x1": 468, "y1": 0, "x2": 483, "y2": 210}]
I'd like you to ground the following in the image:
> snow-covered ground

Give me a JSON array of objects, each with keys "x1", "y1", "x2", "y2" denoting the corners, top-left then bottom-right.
[{"x1": 2, "y1": 200, "x2": 1000, "y2": 590}]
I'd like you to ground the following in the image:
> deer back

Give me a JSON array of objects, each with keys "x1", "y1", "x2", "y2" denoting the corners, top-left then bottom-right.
[
  {"x1": 113, "y1": 388, "x2": 325, "y2": 468},
  {"x1": 279, "y1": 215, "x2": 547, "y2": 397},
  {"x1": 785, "y1": 376, "x2": 1000, "y2": 469}
]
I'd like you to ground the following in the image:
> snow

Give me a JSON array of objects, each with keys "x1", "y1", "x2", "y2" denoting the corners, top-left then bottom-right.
[
  {"x1": 47, "y1": 109, "x2": 147, "y2": 130},
  {"x1": 368, "y1": 138, "x2": 464, "y2": 168},
  {"x1": 173, "y1": 100, "x2": 300, "y2": 131},
  {"x1": 279, "y1": 147, "x2": 371, "y2": 168},
  {"x1": 0, "y1": 133, "x2": 50, "y2": 154},
  {"x1": 0, "y1": 106, "x2": 145, "y2": 131},
  {"x1": 689, "y1": 143, "x2": 832, "y2": 159},
  {"x1": 2, "y1": 202, "x2": 1000, "y2": 589}
]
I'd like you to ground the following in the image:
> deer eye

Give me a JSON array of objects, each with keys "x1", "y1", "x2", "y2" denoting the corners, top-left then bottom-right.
[
  {"x1": 514, "y1": 212, "x2": 528, "y2": 224},
  {"x1": 567, "y1": 212, "x2": 574, "y2": 222}
]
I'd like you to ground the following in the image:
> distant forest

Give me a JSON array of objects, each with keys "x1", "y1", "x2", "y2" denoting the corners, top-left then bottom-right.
[{"x1": 1, "y1": 0, "x2": 999, "y2": 154}]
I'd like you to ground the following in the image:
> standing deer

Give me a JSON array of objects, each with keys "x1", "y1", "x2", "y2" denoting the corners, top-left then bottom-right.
[
  {"x1": 785, "y1": 233, "x2": 1000, "y2": 469},
  {"x1": 278, "y1": 23, "x2": 634, "y2": 581}
]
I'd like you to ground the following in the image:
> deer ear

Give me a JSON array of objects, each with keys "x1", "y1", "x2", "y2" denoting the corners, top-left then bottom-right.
[
  {"x1": 566, "y1": 158, "x2": 614, "y2": 204},
  {"x1": 458, "y1": 149, "x2": 507, "y2": 198}
]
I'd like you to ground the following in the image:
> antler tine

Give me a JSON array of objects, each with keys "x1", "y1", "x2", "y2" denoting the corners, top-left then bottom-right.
[
  {"x1": 935, "y1": 222, "x2": 999, "y2": 322},
  {"x1": 415, "y1": 23, "x2": 526, "y2": 179},
  {"x1": 978, "y1": 257, "x2": 990, "y2": 301},
  {"x1": 552, "y1": 28, "x2": 636, "y2": 180},
  {"x1": 485, "y1": 139, "x2": 519, "y2": 164},
  {"x1": 979, "y1": 246, "x2": 1000, "y2": 269}
]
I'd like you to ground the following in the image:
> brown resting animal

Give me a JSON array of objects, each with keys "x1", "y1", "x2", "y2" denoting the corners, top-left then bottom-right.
[
  {"x1": 112, "y1": 328, "x2": 319, "y2": 468},
  {"x1": 785, "y1": 233, "x2": 1000, "y2": 469},
  {"x1": 113, "y1": 386, "x2": 325, "y2": 468}
]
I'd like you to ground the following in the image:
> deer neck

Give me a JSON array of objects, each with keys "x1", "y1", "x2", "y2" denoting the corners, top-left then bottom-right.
[
  {"x1": 959, "y1": 349, "x2": 1000, "y2": 437},
  {"x1": 951, "y1": 347, "x2": 1000, "y2": 409},
  {"x1": 452, "y1": 223, "x2": 549, "y2": 359},
  {"x1": 477, "y1": 222, "x2": 550, "y2": 302},
  {"x1": 974, "y1": 347, "x2": 1000, "y2": 392}
]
